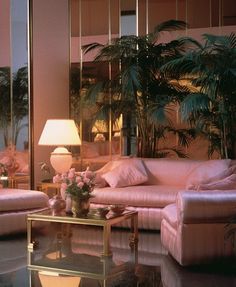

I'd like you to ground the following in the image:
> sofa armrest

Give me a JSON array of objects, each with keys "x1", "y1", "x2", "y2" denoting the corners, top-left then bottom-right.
[{"x1": 176, "y1": 190, "x2": 236, "y2": 224}]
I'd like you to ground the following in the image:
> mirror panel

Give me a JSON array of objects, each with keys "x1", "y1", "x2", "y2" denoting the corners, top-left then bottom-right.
[
  {"x1": 70, "y1": 0, "x2": 236, "y2": 166},
  {"x1": 0, "y1": 0, "x2": 29, "y2": 189}
]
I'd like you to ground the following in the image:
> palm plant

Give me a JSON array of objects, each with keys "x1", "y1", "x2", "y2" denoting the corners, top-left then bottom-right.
[
  {"x1": 162, "y1": 33, "x2": 236, "y2": 159},
  {"x1": 0, "y1": 66, "x2": 28, "y2": 147},
  {"x1": 82, "y1": 20, "x2": 197, "y2": 158}
]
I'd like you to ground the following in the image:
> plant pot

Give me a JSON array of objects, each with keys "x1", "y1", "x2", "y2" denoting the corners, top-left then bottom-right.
[{"x1": 71, "y1": 197, "x2": 90, "y2": 217}]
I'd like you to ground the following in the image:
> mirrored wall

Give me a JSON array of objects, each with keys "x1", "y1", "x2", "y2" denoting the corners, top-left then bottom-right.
[
  {"x1": 70, "y1": 0, "x2": 236, "y2": 168},
  {"x1": 0, "y1": 0, "x2": 30, "y2": 188}
]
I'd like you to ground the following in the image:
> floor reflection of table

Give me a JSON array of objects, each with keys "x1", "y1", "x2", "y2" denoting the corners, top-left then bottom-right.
[{"x1": 27, "y1": 209, "x2": 138, "y2": 259}]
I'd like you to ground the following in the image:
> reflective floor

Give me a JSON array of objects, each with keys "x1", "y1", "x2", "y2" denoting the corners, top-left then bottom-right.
[{"x1": 1, "y1": 225, "x2": 236, "y2": 287}]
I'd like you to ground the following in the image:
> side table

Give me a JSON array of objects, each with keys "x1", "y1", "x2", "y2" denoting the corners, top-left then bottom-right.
[{"x1": 37, "y1": 182, "x2": 61, "y2": 198}]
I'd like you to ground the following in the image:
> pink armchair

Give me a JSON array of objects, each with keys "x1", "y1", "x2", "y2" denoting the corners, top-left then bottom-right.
[{"x1": 161, "y1": 190, "x2": 236, "y2": 266}]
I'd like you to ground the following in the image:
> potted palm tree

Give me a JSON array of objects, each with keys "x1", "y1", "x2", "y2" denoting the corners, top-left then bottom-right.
[
  {"x1": 162, "y1": 33, "x2": 236, "y2": 159},
  {"x1": 82, "y1": 20, "x2": 197, "y2": 158}
]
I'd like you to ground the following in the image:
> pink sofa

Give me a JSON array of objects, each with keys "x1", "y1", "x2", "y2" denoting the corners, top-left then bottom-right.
[
  {"x1": 91, "y1": 157, "x2": 236, "y2": 230},
  {"x1": 0, "y1": 189, "x2": 49, "y2": 236},
  {"x1": 161, "y1": 190, "x2": 236, "y2": 266}
]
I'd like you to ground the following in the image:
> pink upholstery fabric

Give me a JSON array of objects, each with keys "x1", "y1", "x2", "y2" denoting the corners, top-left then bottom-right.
[
  {"x1": 176, "y1": 190, "x2": 236, "y2": 223},
  {"x1": 102, "y1": 158, "x2": 148, "y2": 187},
  {"x1": 161, "y1": 190, "x2": 236, "y2": 266},
  {"x1": 0, "y1": 189, "x2": 49, "y2": 212},
  {"x1": 142, "y1": 158, "x2": 202, "y2": 185},
  {"x1": 0, "y1": 207, "x2": 48, "y2": 236},
  {"x1": 161, "y1": 204, "x2": 177, "y2": 229},
  {"x1": 161, "y1": 220, "x2": 233, "y2": 266},
  {"x1": 185, "y1": 159, "x2": 231, "y2": 189},
  {"x1": 198, "y1": 173, "x2": 236, "y2": 190},
  {"x1": 91, "y1": 185, "x2": 182, "y2": 208},
  {"x1": 92, "y1": 157, "x2": 235, "y2": 231}
]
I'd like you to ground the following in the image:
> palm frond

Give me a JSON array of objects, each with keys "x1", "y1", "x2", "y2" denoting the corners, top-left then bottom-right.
[
  {"x1": 152, "y1": 20, "x2": 187, "y2": 39},
  {"x1": 82, "y1": 42, "x2": 104, "y2": 54},
  {"x1": 180, "y1": 93, "x2": 210, "y2": 121}
]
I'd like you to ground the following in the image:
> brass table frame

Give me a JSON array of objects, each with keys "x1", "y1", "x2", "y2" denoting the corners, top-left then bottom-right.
[{"x1": 27, "y1": 209, "x2": 138, "y2": 262}]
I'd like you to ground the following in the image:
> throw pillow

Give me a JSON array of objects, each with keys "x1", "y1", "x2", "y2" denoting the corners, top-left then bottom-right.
[
  {"x1": 198, "y1": 174, "x2": 236, "y2": 190},
  {"x1": 102, "y1": 158, "x2": 148, "y2": 188},
  {"x1": 186, "y1": 159, "x2": 231, "y2": 190}
]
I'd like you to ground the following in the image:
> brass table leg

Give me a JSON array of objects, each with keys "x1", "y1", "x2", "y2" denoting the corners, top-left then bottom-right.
[{"x1": 102, "y1": 224, "x2": 112, "y2": 257}]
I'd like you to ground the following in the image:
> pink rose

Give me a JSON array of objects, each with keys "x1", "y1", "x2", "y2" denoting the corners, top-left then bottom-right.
[
  {"x1": 83, "y1": 177, "x2": 90, "y2": 184},
  {"x1": 68, "y1": 170, "x2": 75, "y2": 179},
  {"x1": 76, "y1": 176, "x2": 82, "y2": 183},
  {"x1": 77, "y1": 182, "x2": 84, "y2": 188},
  {"x1": 85, "y1": 170, "x2": 94, "y2": 179}
]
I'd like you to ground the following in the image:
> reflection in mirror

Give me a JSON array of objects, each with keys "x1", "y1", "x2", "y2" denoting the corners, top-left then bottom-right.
[
  {"x1": 70, "y1": 0, "x2": 121, "y2": 171},
  {"x1": 70, "y1": 0, "x2": 236, "y2": 167},
  {"x1": 0, "y1": 0, "x2": 29, "y2": 189}
]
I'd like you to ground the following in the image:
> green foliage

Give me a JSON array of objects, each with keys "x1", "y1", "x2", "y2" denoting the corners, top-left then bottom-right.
[
  {"x1": 82, "y1": 20, "x2": 196, "y2": 158},
  {"x1": 162, "y1": 33, "x2": 236, "y2": 158}
]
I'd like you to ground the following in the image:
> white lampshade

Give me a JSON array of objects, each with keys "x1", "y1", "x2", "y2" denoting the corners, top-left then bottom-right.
[
  {"x1": 38, "y1": 119, "x2": 81, "y2": 174},
  {"x1": 38, "y1": 119, "x2": 81, "y2": 146}
]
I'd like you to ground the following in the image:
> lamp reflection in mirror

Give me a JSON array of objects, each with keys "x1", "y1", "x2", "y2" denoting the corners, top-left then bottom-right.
[{"x1": 38, "y1": 119, "x2": 81, "y2": 174}]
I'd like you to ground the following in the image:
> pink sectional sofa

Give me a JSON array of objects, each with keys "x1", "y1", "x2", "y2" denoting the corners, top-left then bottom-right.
[
  {"x1": 0, "y1": 189, "x2": 49, "y2": 236},
  {"x1": 91, "y1": 157, "x2": 236, "y2": 230}
]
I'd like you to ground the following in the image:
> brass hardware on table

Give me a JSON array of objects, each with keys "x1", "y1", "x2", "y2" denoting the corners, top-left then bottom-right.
[{"x1": 28, "y1": 240, "x2": 39, "y2": 252}]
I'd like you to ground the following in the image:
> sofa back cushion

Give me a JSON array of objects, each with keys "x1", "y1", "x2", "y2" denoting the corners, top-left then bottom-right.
[
  {"x1": 185, "y1": 159, "x2": 231, "y2": 189},
  {"x1": 142, "y1": 158, "x2": 202, "y2": 186}
]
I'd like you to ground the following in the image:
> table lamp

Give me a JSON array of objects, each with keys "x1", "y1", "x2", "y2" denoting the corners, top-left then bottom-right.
[{"x1": 38, "y1": 119, "x2": 81, "y2": 174}]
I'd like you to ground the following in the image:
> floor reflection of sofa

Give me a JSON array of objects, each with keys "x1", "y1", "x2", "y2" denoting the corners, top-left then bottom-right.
[
  {"x1": 161, "y1": 255, "x2": 236, "y2": 287},
  {"x1": 71, "y1": 226, "x2": 167, "y2": 266}
]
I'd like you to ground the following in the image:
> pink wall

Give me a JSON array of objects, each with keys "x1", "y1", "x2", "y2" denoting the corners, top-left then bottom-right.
[
  {"x1": 0, "y1": 0, "x2": 10, "y2": 67},
  {"x1": 32, "y1": 0, "x2": 70, "y2": 186}
]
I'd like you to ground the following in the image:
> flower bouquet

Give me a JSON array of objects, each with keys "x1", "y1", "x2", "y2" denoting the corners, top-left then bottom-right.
[{"x1": 53, "y1": 167, "x2": 96, "y2": 216}]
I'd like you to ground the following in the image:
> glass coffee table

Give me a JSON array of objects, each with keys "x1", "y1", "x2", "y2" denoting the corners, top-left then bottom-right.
[{"x1": 27, "y1": 208, "x2": 138, "y2": 264}]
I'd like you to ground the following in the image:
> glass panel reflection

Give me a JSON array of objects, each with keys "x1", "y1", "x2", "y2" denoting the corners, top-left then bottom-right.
[
  {"x1": 0, "y1": 0, "x2": 29, "y2": 189},
  {"x1": 70, "y1": 0, "x2": 236, "y2": 166}
]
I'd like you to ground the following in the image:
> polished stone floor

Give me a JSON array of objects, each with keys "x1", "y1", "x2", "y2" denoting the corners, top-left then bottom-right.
[{"x1": 0, "y1": 225, "x2": 236, "y2": 287}]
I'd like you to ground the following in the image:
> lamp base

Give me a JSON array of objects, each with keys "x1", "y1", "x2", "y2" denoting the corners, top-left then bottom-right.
[{"x1": 50, "y1": 147, "x2": 72, "y2": 174}]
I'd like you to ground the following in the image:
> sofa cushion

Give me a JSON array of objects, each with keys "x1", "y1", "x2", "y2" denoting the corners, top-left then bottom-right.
[
  {"x1": 198, "y1": 174, "x2": 236, "y2": 190},
  {"x1": 185, "y1": 159, "x2": 231, "y2": 190},
  {"x1": 142, "y1": 158, "x2": 202, "y2": 186},
  {"x1": 91, "y1": 185, "x2": 183, "y2": 208},
  {"x1": 0, "y1": 189, "x2": 49, "y2": 212},
  {"x1": 102, "y1": 158, "x2": 148, "y2": 188}
]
